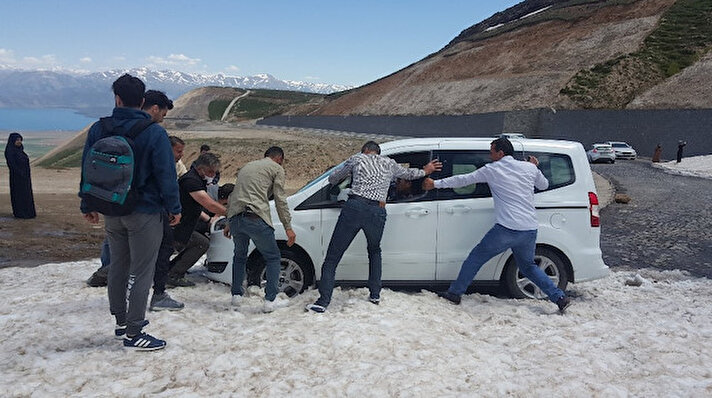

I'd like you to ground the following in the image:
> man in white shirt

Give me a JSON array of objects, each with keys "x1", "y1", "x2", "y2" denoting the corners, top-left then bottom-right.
[{"x1": 423, "y1": 137, "x2": 571, "y2": 313}]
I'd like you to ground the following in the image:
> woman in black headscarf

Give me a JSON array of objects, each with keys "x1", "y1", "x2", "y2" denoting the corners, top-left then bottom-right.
[{"x1": 4, "y1": 133, "x2": 36, "y2": 219}]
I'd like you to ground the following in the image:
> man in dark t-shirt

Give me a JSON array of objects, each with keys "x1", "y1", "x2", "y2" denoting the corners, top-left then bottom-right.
[{"x1": 167, "y1": 153, "x2": 227, "y2": 286}]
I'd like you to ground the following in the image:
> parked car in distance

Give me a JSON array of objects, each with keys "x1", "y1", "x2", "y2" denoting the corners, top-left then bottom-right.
[
  {"x1": 203, "y1": 137, "x2": 609, "y2": 300},
  {"x1": 605, "y1": 141, "x2": 637, "y2": 160},
  {"x1": 587, "y1": 143, "x2": 616, "y2": 164},
  {"x1": 499, "y1": 133, "x2": 526, "y2": 139}
]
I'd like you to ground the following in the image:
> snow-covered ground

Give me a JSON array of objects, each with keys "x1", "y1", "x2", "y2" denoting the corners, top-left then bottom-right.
[
  {"x1": 654, "y1": 155, "x2": 712, "y2": 179},
  {"x1": 2, "y1": 260, "x2": 712, "y2": 397}
]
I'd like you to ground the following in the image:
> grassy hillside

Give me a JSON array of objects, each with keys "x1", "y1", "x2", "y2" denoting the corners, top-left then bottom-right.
[
  {"x1": 209, "y1": 89, "x2": 325, "y2": 121},
  {"x1": 561, "y1": 0, "x2": 712, "y2": 108}
]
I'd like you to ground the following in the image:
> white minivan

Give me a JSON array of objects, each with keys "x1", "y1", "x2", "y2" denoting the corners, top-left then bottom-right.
[{"x1": 203, "y1": 138, "x2": 609, "y2": 299}]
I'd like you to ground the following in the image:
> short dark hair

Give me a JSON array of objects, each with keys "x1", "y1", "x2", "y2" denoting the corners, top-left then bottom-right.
[
  {"x1": 200, "y1": 144, "x2": 211, "y2": 152},
  {"x1": 112, "y1": 74, "x2": 145, "y2": 108},
  {"x1": 194, "y1": 152, "x2": 221, "y2": 170},
  {"x1": 143, "y1": 90, "x2": 173, "y2": 110},
  {"x1": 361, "y1": 141, "x2": 381, "y2": 154},
  {"x1": 264, "y1": 146, "x2": 284, "y2": 159},
  {"x1": 491, "y1": 137, "x2": 514, "y2": 156},
  {"x1": 218, "y1": 183, "x2": 235, "y2": 200},
  {"x1": 168, "y1": 135, "x2": 184, "y2": 147}
]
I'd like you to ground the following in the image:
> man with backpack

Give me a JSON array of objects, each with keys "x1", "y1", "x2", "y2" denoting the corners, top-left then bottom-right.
[{"x1": 80, "y1": 74, "x2": 181, "y2": 351}]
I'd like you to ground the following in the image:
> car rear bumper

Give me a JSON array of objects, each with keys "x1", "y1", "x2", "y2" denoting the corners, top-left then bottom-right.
[{"x1": 572, "y1": 248, "x2": 610, "y2": 282}]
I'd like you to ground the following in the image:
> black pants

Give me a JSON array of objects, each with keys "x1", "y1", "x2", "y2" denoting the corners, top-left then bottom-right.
[
  {"x1": 153, "y1": 212, "x2": 174, "y2": 294},
  {"x1": 169, "y1": 231, "x2": 209, "y2": 278}
]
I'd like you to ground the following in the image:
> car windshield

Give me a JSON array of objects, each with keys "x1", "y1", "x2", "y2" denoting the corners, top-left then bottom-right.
[
  {"x1": 611, "y1": 143, "x2": 629, "y2": 148},
  {"x1": 296, "y1": 160, "x2": 347, "y2": 193}
]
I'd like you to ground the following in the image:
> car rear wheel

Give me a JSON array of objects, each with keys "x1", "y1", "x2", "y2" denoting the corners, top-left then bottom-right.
[
  {"x1": 250, "y1": 248, "x2": 314, "y2": 298},
  {"x1": 504, "y1": 247, "x2": 568, "y2": 299}
]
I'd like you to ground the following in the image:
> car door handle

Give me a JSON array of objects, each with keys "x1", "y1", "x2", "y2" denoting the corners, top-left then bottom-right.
[
  {"x1": 405, "y1": 208, "x2": 430, "y2": 218},
  {"x1": 446, "y1": 206, "x2": 472, "y2": 215}
]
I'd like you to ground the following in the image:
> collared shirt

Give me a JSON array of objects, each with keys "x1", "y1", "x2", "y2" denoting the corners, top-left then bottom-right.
[
  {"x1": 226, "y1": 157, "x2": 291, "y2": 230},
  {"x1": 176, "y1": 159, "x2": 188, "y2": 177},
  {"x1": 434, "y1": 155, "x2": 549, "y2": 231},
  {"x1": 329, "y1": 153, "x2": 425, "y2": 202}
]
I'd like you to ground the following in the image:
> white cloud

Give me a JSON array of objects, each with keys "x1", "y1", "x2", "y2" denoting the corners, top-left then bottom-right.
[
  {"x1": 304, "y1": 76, "x2": 321, "y2": 80},
  {"x1": 79, "y1": 57, "x2": 92, "y2": 63},
  {"x1": 226, "y1": 65, "x2": 240, "y2": 72},
  {"x1": 0, "y1": 48, "x2": 17, "y2": 64},
  {"x1": 21, "y1": 54, "x2": 58, "y2": 68},
  {"x1": 112, "y1": 56, "x2": 126, "y2": 62},
  {"x1": 147, "y1": 53, "x2": 201, "y2": 67}
]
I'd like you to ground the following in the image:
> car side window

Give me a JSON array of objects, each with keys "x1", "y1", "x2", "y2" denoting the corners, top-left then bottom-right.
[
  {"x1": 433, "y1": 150, "x2": 492, "y2": 200},
  {"x1": 386, "y1": 152, "x2": 436, "y2": 203}
]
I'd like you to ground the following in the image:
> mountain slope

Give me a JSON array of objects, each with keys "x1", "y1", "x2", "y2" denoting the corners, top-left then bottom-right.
[{"x1": 308, "y1": 0, "x2": 693, "y2": 116}]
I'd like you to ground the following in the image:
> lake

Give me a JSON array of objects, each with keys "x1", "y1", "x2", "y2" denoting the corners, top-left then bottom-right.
[{"x1": 0, "y1": 108, "x2": 98, "y2": 132}]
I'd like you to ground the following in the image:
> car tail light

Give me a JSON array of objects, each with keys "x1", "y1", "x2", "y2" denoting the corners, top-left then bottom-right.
[
  {"x1": 588, "y1": 192, "x2": 600, "y2": 227},
  {"x1": 592, "y1": 148, "x2": 598, "y2": 153}
]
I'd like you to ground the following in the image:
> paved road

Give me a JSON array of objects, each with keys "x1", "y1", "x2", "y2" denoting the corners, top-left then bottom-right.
[{"x1": 592, "y1": 160, "x2": 712, "y2": 278}]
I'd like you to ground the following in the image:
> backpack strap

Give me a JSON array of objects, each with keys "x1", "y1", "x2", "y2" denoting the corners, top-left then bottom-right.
[
  {"x1": 126, "y1": 119, "x2": 155, "y2": 140},
  {"x1": 99, "y1": 117, "x2": 155, "y2": 140}
]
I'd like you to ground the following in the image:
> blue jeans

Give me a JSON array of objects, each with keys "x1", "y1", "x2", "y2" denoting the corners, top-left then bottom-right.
[
  {"x1": 449, "y1": 224, "x2": 564, "y2": 303},
  {"x1": 229, "y1": 214, "x2": 281, "y2": 301},
  {"x1": 316, "y1": 197, "x2": 387, "y2": 307},
  {"x1": 100, "y1": 237, "x2": 111, "y2": 267}
]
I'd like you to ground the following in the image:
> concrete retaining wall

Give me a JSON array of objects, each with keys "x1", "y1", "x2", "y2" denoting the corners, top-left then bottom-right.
[{"x1": 259, "y1": 109, "x2": 712, "y2": 160}]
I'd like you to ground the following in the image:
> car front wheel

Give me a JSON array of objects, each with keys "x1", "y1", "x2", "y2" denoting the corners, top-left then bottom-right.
[
  {"x1": 503, "y1": 247, "x2": 568, "y2": 299},
  {"x1": 250, "y1": 248, "x2": 314, "y2": 298}
]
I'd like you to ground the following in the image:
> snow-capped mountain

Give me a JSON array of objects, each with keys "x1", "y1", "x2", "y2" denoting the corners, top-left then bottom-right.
[{"x1": 0, "y1": 66, "x2": 350, "y2": 114}]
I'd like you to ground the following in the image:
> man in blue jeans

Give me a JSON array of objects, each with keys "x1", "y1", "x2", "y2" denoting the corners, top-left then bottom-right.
[
  {"x1": 422, "y1": 137, "x2": 572, "y2": 313},
  {"x1": 223, "y1": 146, "x2": 296, "y2": 313},
  {"x1": 306, "y1": 141, "x2": 442, "y2": 313}
]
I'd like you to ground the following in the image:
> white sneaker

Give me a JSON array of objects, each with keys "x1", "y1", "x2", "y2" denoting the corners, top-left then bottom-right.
[
  {"x1": 263, "y1": 297, "x2": 289, "y2": 313},
  {"x1": 231, "y1": 295, "x2": 243, "y2": 307}
]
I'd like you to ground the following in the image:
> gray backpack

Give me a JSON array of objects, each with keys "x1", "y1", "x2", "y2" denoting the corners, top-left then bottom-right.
[{"x1": 80, "y1": 117, "x2": 154, "y2": 216}]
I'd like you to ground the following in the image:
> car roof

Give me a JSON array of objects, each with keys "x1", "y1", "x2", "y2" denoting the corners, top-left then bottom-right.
[
  {"x1": 380, "y1": 137, "x2": 583, "y2": 154},
  {"x1": 593, "y1": 143, "x2": 612, "y2": 147}
]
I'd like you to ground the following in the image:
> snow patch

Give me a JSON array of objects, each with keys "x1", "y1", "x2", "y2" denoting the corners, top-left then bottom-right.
[{"x1": 2, "y1": 261, "x2": 712, "y2": 395}]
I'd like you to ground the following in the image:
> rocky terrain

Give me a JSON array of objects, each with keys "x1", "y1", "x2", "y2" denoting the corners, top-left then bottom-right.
[{"x1": 272, "y1": 0, "x2": 707, "y2": 117}]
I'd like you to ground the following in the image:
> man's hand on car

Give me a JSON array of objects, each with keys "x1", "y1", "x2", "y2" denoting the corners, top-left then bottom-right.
[{"x1": 423, "y1": 159, "x2": 443, "y2": 175}]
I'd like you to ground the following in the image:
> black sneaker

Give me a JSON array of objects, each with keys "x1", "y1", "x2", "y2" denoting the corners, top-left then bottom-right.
[
  {"x1": 437, "y1": 291, "x2": 461, "y2": 305},
  {"x1": 86, "y1": 269, "x2": 108, "y2": 287},
  {"x1": 123, "y1": 332, "x2": 166, "y2": 351},
  {"x1": 368, "y1": 296, "x2": 381, "y2": 305},
  {"x1": 556, "y1": 296, "x2": 572, "y2": 314},
  {"x1": 166, "y1": 275, "x2": 196, "y2": 288},
  {"x1": 305, "y1": 303, "x2": 326, "y2": 313}
]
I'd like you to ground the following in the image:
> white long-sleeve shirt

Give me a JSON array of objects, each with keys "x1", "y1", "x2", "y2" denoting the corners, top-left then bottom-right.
[{"x1": 434, "y1": 156, "x2": 549, "y2": 231}]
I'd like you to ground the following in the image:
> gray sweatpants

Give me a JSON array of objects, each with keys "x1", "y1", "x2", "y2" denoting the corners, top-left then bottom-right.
[{"x1": 105, "y1": 212, "x2": 162, "y2": 336}]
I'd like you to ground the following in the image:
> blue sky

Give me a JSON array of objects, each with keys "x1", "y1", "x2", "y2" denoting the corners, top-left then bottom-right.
[{"x1": 0, "y1": 1, "x2": 519, "y2": 86}]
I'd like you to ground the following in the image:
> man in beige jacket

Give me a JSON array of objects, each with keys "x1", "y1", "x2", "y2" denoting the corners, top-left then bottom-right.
[{"x1": 224, "y1": 146, "x2": 296, "y2": 313}]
